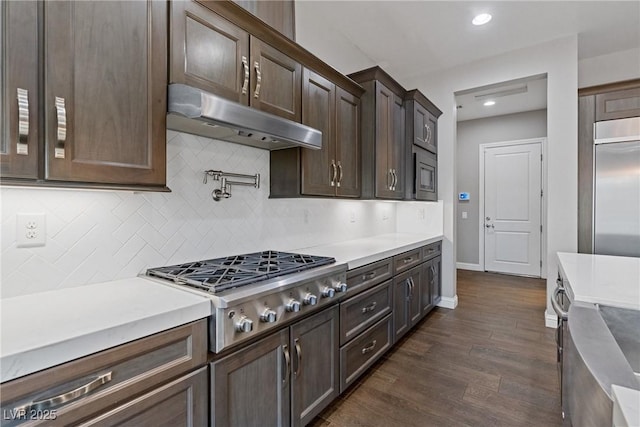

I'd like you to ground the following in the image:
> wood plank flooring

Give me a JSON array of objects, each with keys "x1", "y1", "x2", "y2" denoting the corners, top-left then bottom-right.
[{"x1": 310, "y1": 270, "x2": 562, "y2": 427}]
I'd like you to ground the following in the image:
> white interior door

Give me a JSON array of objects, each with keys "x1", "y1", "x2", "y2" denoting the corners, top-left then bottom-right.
[{"x1": 484, "y1": 142, "x2": 542, "y2": 276}]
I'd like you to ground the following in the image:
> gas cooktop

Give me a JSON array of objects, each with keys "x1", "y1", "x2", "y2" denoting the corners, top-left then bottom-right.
[{"x1": 146, "y1": 250, "x2": 336, "y2": 294}]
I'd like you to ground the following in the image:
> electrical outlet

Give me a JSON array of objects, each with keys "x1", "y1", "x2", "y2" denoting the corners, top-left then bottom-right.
[
  {"x1": 382, "y1": 210, "x2": 389, "y2": 221},
  {"x1": 16, "y1": 213, "x2": 46, "y2": 248},
  {"x1": 303, "y1": 209, "x2": 309, "y2": 225},
  {"x1": 462, "y1": 211, "x2": 468, "y2": 219},
  {"x1": 349, "y1": 211, "x2": 356, "y2": 223},
  {"x1": 418, "y1": 208, "x2": 425, "y2": 220}
]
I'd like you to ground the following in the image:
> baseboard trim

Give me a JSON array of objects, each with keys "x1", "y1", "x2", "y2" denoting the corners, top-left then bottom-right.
[
  {"x1": 456, "y1": 262, "x2": 483, "y2": 272},
  {"x1": 545, "y1": 311, "x2": 557, "y2": 328},
  {"x1": 438, "y1": 295, "x2": 458, "y2": 309}
]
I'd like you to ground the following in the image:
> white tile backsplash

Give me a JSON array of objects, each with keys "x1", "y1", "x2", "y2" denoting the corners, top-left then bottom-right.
[{"x1": 0, "y1": 131, "x2": 398, "y2": 298}]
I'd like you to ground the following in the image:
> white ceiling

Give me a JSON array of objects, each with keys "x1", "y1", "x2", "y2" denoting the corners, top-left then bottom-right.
[{"x1": 296, "y1": 1, "x2": 639, "y2": 121}]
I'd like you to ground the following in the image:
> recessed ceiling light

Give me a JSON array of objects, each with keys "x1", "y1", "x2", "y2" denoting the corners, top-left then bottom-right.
[
  {"x1": 484, "y1": 100, "x2": 496, "y2": 106},
  {"x1": 472, "y1": 13, "x2": 492, "y2": 26}
]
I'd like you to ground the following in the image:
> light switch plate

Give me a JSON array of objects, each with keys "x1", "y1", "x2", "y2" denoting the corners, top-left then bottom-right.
[{"x1": 16, "y1": 213, "x2": 46, "y2": 247}]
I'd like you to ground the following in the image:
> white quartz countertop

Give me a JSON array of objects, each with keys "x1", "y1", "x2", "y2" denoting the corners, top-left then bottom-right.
[
  {"x1": 297, "y1": 232, "x2": 444, "y2": 270},
  {"x1": 0, "y1": 278, "x2": 211, "y2": 383},
  {"x1": 556, "y1": 252, "x2": 640, "y2": 310}
]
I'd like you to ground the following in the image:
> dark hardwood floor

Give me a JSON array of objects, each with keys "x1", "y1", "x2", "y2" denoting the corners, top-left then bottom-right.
[{"x1": 310, "y1": 270, "x2": 562, "y2": 427}]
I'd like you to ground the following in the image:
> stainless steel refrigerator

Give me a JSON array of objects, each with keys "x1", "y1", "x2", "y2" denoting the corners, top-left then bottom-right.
[{"x1": 593, "y1": 117, "x2": 640, "y2": 257}]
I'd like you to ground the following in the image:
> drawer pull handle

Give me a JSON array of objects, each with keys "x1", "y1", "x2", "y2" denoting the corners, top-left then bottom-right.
[
  {"x1": 428, "y1": 248, "x2": 435, "y2": 253},
  {"x1": 54, "y1": 96, "x2": 67, "y2": 159},
  {"x1": 241, "y1": 55, "x2": 249, "y2": 95},
  {"x1": 254, "y1": 61, "x2": 262, "y2": 99},
  {"x1": 294, "y1": 338, "x2": 302, "y2": 378},
  {"x1": 362, "y1": 340, "x2": 377, "y2": 355},
  {"x1": 402, "y1": 257, "x2": 413, "y2": 264},
  {"x1": 362, "y1": 302, "x2": 377, "y2": 314},
  {"x1": 13, "y1": 371, "x2": 112, "y2": 413},
  {"x1": 282, "y1": 344, "x2": 291, "y2": 386},
  {"x1": 17, "y1": 88, "x2": 29, "y2": 155},
  {"x1": 363, "y1": 272, "x2": 376, "y2": 280}
]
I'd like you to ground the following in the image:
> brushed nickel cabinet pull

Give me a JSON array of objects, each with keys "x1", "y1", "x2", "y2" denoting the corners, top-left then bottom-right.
[
  {"x1": 362, "y1": 340, "x2": 377, "y2": 355},
  {"x1": 16, "y1": 88, "x2": 29, "y2": 155},
  {"x1": 336, "y1": 161, "x2": 343, "y2": 187},
  {"x1": 241, "y1": 56, "x2": 249, "y2": 95},
  {"x1": 391, "y1": 169, "x2": 397, "y2": 191},
  {"x1": 282, "y1": 344, "x2": 291, "y2": 385},
  {"x1": 388, "y1": 169, "x2": 393, "y2": 190},
  {"x1": 403, "y1": 256, "x2": 413, "y2": 264},
  {"x1": 253, "y1": 61, "x2": 262, "y2": 99},
  {"x1": 362, "y1": 272, "x2": 376, "y2": 280},
  {"x1": 362, "y1": 301, "x2": 377, "y2": 314},
  {"x1": 54, "y1": 96, "x2": 67, "y2": 159},
  {"x1": 294, "y1": 338, "x2": 302, "y2": 377},
  {"x1": 330, "y1": 160, "x2": 337, "y2": 186},
  {"x1": 13, "y1": 372, "x2": 112, "y2": 413}
]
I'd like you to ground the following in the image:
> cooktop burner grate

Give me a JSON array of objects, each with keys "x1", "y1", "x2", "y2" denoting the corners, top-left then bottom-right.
[{"x1": 147, "y1": 250, "x2": 335, "y2": 293}]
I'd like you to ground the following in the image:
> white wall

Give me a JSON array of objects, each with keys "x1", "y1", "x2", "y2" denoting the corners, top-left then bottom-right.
[
  {"x1": 579, "y1": 47, "x2": 640, "y2": 88},
  {"x1": 456, "y1": 110, "x2": 547, "y2": 265},
  {"x1": 402, "y1": 36, "x2": 579, "y2": 324},
  {"x1": 0, "y1": 131, "x2": 399, "y2": 298}
]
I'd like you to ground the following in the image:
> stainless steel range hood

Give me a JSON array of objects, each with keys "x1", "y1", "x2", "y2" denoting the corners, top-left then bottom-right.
[{"x1": 167, "y1": 84, "x2": 322, "y2": 151}]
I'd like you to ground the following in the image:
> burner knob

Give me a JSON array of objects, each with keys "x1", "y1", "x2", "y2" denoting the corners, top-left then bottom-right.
[
  {"x1": 333, "y1": 282, "x2": 348, "y2": 293},
  {"x1": 260, "y1": 308, "x2": 277, "y2": 323},
  {"x1": 285, "y1": 300, "x2": 301, "y2": 312},
  {"x1": 235, "y1": 316, "x2": 253, "y2": 333},
  {"x1": 321, "y1": 287, "x2": 336, "y2": 298},
  {"x1": 303, "y1": 293, "x2": 318, "y2": 306}
]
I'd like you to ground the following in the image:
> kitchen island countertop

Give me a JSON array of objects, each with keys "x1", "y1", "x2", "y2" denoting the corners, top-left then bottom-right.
[
  {"x1": 0, "y1": 278, "x2": 211, "y2": 383},
  {"x1": 556, "y1": 252, "x2": 640, "y2": 311},
  {"x1": 297, "y1": 232, "x2": 444, "y2": 270}
]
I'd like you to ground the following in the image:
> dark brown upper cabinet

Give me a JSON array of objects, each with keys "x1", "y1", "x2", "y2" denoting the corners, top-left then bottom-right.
[
  {"x1": 232, "y1": 0, "x2": 295, "y2": 41},
  {"x1": 595, "y1": 87, "x2": 640, "y2": 121},
  {"x1": 1, "y1": 1, "x2": 168, "y2": 190},
  {"x1": 348, "y1": 67, "x2": 405, "y2": 200},
  {"x1": 171, "y1": 1, "x2": 301, "y2": 122},
  {"x1": 45, "y1": 1, "x2": 167, "y2": 186},
  {"x1": 405, "y1": 89, "x2": 442, "y2": 154},
  {"x1": 0, "y1": 1, "x2": 39, "y2": 180},
  {"x1": 270, "y1": 69, "x2": 362, "y2": 198}
]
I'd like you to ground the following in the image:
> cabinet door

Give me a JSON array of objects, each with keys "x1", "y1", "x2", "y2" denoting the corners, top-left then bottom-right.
[
  {"x1": 407, "y1": 266, "x2": 422, "y2": 327},
  {"x1": 595, "y1": 88, "x2": 640, "y2": 121},
  {"x1": 390, "y1": 93, "x2": 406, "y2": 199},
  {"x1": 412, "y1": 102, "x2": 430, "y2": 150},
  {"x1": 212, "y1": 329, "x2": 290, "y2": 427},
  {"x1": 234, "y1": 0, "x2": 296, "y2": 40},
  {"x1": 415, "y1": 149, "x2": 437, "y2": 201},
  {"x1": 374, "y1": 82, "x2": 395, "y2": 199},
  {"x1": 171, "y1": 0, "x2": 249, "y2": 104},
  {"x1": 392, "y1": 273, "x2": 410, "y2": 342},
  {"x1": 79, "y1": 368, "x2": 208, "y2": 427},
  {"x1": 0, "y1": 1, "x2": 39, "y2": 179},
  {"x1": 301, "y1": 68, "x2": 336, "y2": 196},
  {"x1": 336, "y1": 87, "x2": 361, "y2": 198},
  {"x1": 250, "y1": 37, "x2": 301, "y2": 122},
  {"x1": 45, "y1": 1, "x2": 167, "y2": 186},
  {"x1": 431, "y1": 256, "x2": 442, "y2": 306},
  {"x1": 290, "y1": 305, "x2": 339, "y2": 427},
  {"x1": 420, "y1": 260, "x2": 434, "y2": 316}
]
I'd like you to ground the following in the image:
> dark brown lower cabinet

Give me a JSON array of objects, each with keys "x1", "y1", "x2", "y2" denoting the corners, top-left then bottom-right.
[
  {"x1": 429, "y1": 255, "x2": 442, "y2": 306},
  {"x1": 211, "y1": 306, "x2": 339, "y2": 427},
  {"x1": 392, "y1": 265, "x2": 421, "y2": 343},
  {"x1": 79, "y1": 367, "x2": 208, "y2": 427}
]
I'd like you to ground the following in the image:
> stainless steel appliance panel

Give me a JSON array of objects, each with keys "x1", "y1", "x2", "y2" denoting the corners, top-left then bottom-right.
[{"x1": 593, "y1": 117, "x2": 640, "y2": 257}]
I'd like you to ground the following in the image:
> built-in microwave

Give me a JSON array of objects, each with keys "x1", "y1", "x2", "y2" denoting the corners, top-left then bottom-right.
[{"x1": 414, "y1": 148, "x2": 437, "y2": 201}]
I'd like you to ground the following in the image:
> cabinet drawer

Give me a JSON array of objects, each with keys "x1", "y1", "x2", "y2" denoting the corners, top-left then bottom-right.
[
  {"x1": 0, "y1": 320, "x2": 207, "y2": 426},
  {"x1": 393, "y1": 248, "x2": 422, "y2": 274},
  {"x1": 346, "y1": 258, "x2": 393, "y2": 297},
  {"x1": 422, "y1": 241, "x2": 441, "y2": 260},
  {"x1": 340, "y1": 280, "x2": 392, "y2": 346},
  {"x1": 78, "y1": 367, "x2": 208, "y2": 427},
  {"x1": 340, "y1": 314, "x2": 392, "y2": 393}
]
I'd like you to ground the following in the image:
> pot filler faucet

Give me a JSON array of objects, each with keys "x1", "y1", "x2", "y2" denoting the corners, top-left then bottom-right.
[{"x1": 203, "y1": 169, "x2": 260, "y2": 202}]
